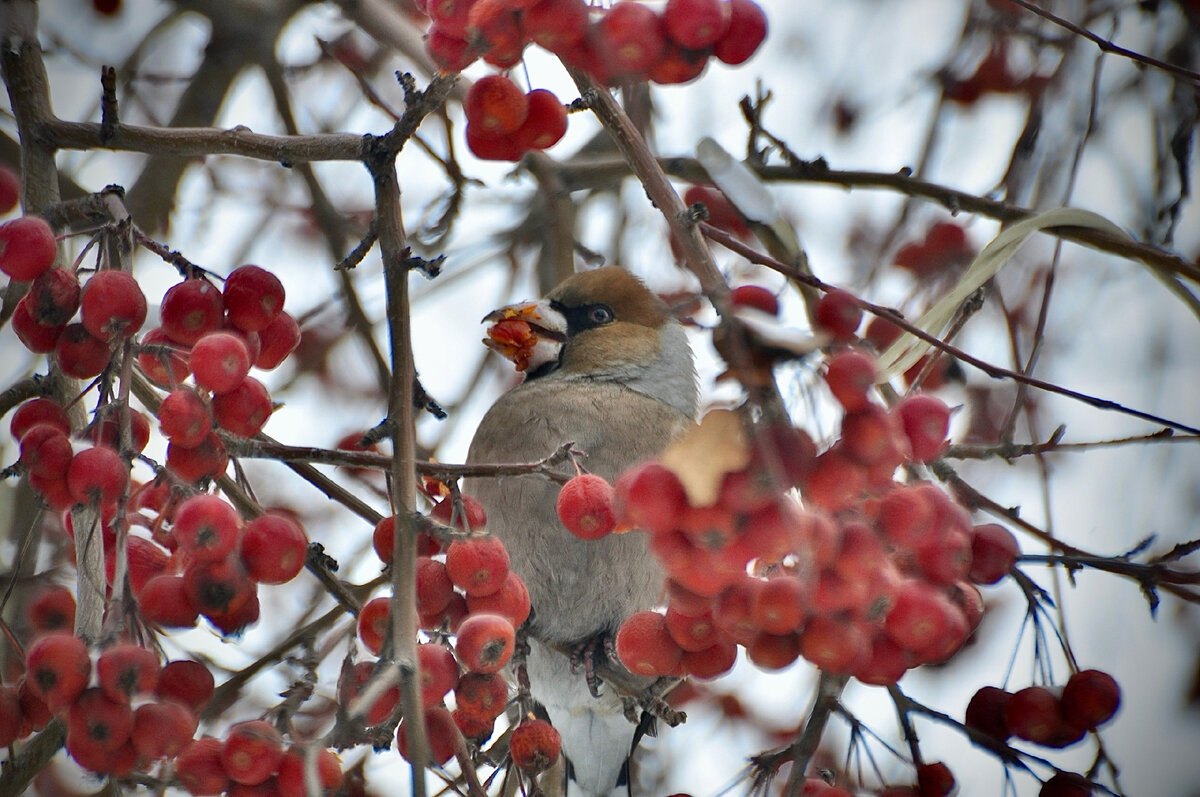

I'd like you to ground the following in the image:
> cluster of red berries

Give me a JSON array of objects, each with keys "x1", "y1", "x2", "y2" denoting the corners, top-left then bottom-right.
[
  {"x1": 356, "y1": 498, "x2": 560, "y2": 771},
  {"x1": 146, "y1": 265, "x2": 300, "y2": 483},
  {"x1": 7, "y1": 215, "x2": 301, "y2": 502},
  {"x1": 12, "y1": 633, "x2": 343, "y2": 792},
  {"x1": 131, "y1": 493, "x2": 311, "y2": 636},
  {"x1": 423, "y1": 0, "x2": 766, "y2": 79},
  {"x1": 548, "y1": 343, "x2": 1021, "y2": 687},
  {"x1": 892, "y1": 220, "x2": 975, "y2": 279},
  {"x1": 4, "y1": 610, "x2": 339, "y2": 791},
  {"x1": 464, "y1": 75, "x2": 569, "y2": 161},
  {"x1": 174, "y1": 723, "x2": 343, "y2": 796},
  {"x1": 422, "y1": 0, "x2": 767, "y2": 161},
  {"x1": 966, "y1": 669, "x2": 1121, "y2": 750}
]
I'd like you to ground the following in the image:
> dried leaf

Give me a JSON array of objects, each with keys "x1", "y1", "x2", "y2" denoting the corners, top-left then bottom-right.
[{"x1": 660, "y1": 408, "x2": 752, "y2": 507}]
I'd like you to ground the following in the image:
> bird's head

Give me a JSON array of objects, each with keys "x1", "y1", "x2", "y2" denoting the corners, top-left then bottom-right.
[{"x1": 483, "y1": 266, "x2": 698, "y2": 416}]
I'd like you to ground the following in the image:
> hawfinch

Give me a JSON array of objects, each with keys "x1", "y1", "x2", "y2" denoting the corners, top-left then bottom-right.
[{"x1": 466, "y1": 266, "x2": 698, "y2": 794}]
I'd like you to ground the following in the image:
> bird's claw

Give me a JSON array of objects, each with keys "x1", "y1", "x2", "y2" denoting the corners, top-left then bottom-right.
[{"x1": 568, "y1": 634, "x2": 618, "y2": 698}]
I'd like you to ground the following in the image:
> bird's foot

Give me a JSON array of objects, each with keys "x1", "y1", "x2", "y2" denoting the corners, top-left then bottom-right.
[{"x1": 568, "y1": 633, "x2": 618, "y2": 698}]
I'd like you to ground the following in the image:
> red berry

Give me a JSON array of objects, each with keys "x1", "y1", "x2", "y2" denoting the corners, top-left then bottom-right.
[
  {"x1": 138, "y1": 326, "x2": 191, "y2": 387},
  {"x1": 465, "y1": 74, "x2": 529, "y2": 135},
  {"x1": 428, "y1": 0, "x2": 474, "y2": 38},
  {"x1": 917, "y1": 761, "x2": 956, "y2": 797},
  {"x1": 648, "y1": 43, "x2": 710, "y2": 85},
  {"x1": 896, "y1": 393, "x2": 951, "y2": 462},
  {"x1": 465, "y1": 569, "x2": 532, "y2": 627},
  {"x1": 254, "y1": 310, "x2": 300, "y2": 369},
  {"x1": 681, "y1": 638, "x2": 738, "y2": 679},
  {"x1": 416, "y1": 555, "x2": 456, "y2": 616},
  {"x1": 431, "y1": 492, "x2": 488, "y2": 530},
  {"x1": 26, "y1": 583, "x2": 76, "y2": 633},
  {"x1": 814, "y1": 289, "x2": 863, "y2": 342},
  {"x1": 156, "y1": 658, "x2": 216, "y2": 710},
  {"x1": 239, "y1": 512, "x2": 308, "y2": 584},
  {"x1": 166, "y1": 431, "x2": 229, "y2": 482},
  {"x1": 66, "y1": 686, "x2": 134, "y2": 758},
  {"x1": 80, "y1": 270, "x2": 147, "y2": 341},
  {"x1": 358, "y1": 596, "x2": 391, "y2": 655},
  {"x1": 615, "y1": 610, "x2": 683, "y2": 676},
  {"x1": 67, "y1": 445, "x2": 128, "y2": 506},
  {"x1": 275, "y1": 747, "x2": 343, "y2": 797},
  {"x1": 161, "y1": 277, "x2": 224, "y2": 345},
  {"x1": 19, "y1": 423, "x2": 74, "y2": 480},
  {"x1": 804, "y1": 445, "x2": 867, "y2": 513},
  {"x1": 1061, "y1": 669, "x2": 1120, "y2": 728},
  {"x1": 510, "y1": 718, "x2": 562, "y2": 772},
  {"x1": 176, "y1": 737, "x2": 231, "y2": 795},
  {"x1": 557, "y1": 473, "x2": 617, "y2": 540},
  {"x1": 417, "y1": 643, "x2": 460, "y2": 706},
  {"x1": 54, "y1": 322, "x2": 111, "y2": 379},
  {"x1": 713, "y1": 0, "x2": 767, "y2": 65},
  {"x1": 598, "y1": 1, "x2": 666, "y2": 78},
  {"x1": 752, "y1": 576, "x2": 808, "y2": 635},
  {"x1": 824, "y1": 349, "x2": 877, "y2": 411},
  {"x1": 173, "y1": 493, "x2": 242, "y2": 562},
  {"x1": 454, "y1": 671, "x2": 509, "y2": 722},
  {"x1": 614, "y1": 460, "x2": 688, "y2": 535},
  {"x1": 455, "y1": 612, "x2": 516, "y2": 673},
  {"x1": 191, "y1": 331, "x2": 252, "y2": 394},
  {"x1": 965, "y1": 685, "x2": 1012, "y2": 741},
  {"x1": 466, "y1": 0, "x2": 523, "y2": 52},
  {"x1": 211, "y1": 376, "x2": 272, "y2": 436},
  {"x1": 425, "y1": 26, "x2": 479, "y2": 72},
  {"x1": 0, "y1": 215, "x2": 56, "y2": 281},
  {"x1": 664, "y1": 603, "x2": 719, "y2": 652},
  {"x1": 139, "y1": 574, "x2": 201, "y2": 628},
  {"x1": 852, "y1": 634, "x2": 910, "y2": 686},
  {"x1": 968, "y1": 523, "x2": 1019, "y2": 585},
  {"x1": 445, "y1": 535, "x2": 511, "y2": 596},
  {"x1": 85, "y1": 404, "x2": 151, "y2": 453},
  {"x1": 24, "y1": 632, "x2": 92, "y2": 711},
  {"x1": 799, "y1": 615, "x2": 868, "y2": 673},
  {"x1": 223, "y1": 265, "x2": 284, "y2": 333},
  {"x1": 883, "y1": 579, "x2": 960, "y2": 654},
  {"x1": 184, "y1": 555, "x2": 255, "y2": 619},
  {"x1": 511, "y1": 89, "x2": 568, "y2": 151},
  {"x1": 97, "y1": 642, "x2": 159, "y2": 702},
  {"x1": 662, "y1": 0, "x2": 730, "y2": 49},
  {"x1": 26, "y1": 266, "x2": 81, "y2": 327},
  {"x1": 132, "y1": 700, "x2": 198, "y2": 760},
  {"x1": 524, "y1": 0, "x2": 588, "y2": 54},
  {"x1": 222, "y1": 719, "x2": 284, "y2": 786},
  {"x1": 747, "y1": 630, "x2": 802, "y2": 670},
  {"x1": 159, "y1": 387, "x2": 213, "y2": 447},
  {"x1": 396, "y1": 704, "x2": 457, "y2": 766},
  {"x1": 11, "y1": 296, "x2": 65, "y2": 352},
  {"x1": 1005, "y1": 685, "x2": 1068, "y2": 745},
  {"x1": 841, "y1": 404, "x2": 905, "y2": 467}
]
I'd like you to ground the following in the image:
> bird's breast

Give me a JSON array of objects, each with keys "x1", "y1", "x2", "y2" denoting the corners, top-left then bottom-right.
[{"x1": 466, "y1": 378, "x2": 693, "y2": 642}]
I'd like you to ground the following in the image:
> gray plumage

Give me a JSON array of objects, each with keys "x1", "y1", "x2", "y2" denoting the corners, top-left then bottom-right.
[{"x1": 466, "y1": 267, "x2": 697, "y2": 794}]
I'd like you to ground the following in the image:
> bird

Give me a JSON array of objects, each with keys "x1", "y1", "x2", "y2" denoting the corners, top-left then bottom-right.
[{"x1": 465, "y1": 266, "x2": 698, "y2": 795}]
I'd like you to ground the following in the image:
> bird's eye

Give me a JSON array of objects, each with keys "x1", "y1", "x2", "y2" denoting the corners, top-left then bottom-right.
[{"x1": 588, "y1": 305, "x2": 614, "y2": 325}]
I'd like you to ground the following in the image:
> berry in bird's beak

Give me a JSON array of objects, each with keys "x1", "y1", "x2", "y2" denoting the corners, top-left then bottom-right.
[{"x1": 481, "y1": 299, "x2": 567, "y2": 373}]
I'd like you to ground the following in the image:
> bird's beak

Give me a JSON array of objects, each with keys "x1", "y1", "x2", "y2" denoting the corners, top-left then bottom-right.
[{"x1": 482, "y1": 298, "x2": 568, "y2": 373}]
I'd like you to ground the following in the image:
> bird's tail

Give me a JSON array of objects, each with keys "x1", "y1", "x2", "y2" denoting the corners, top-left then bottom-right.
[{"x1": 525, "y1": 640, "x2": 639, "y2": 797}]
